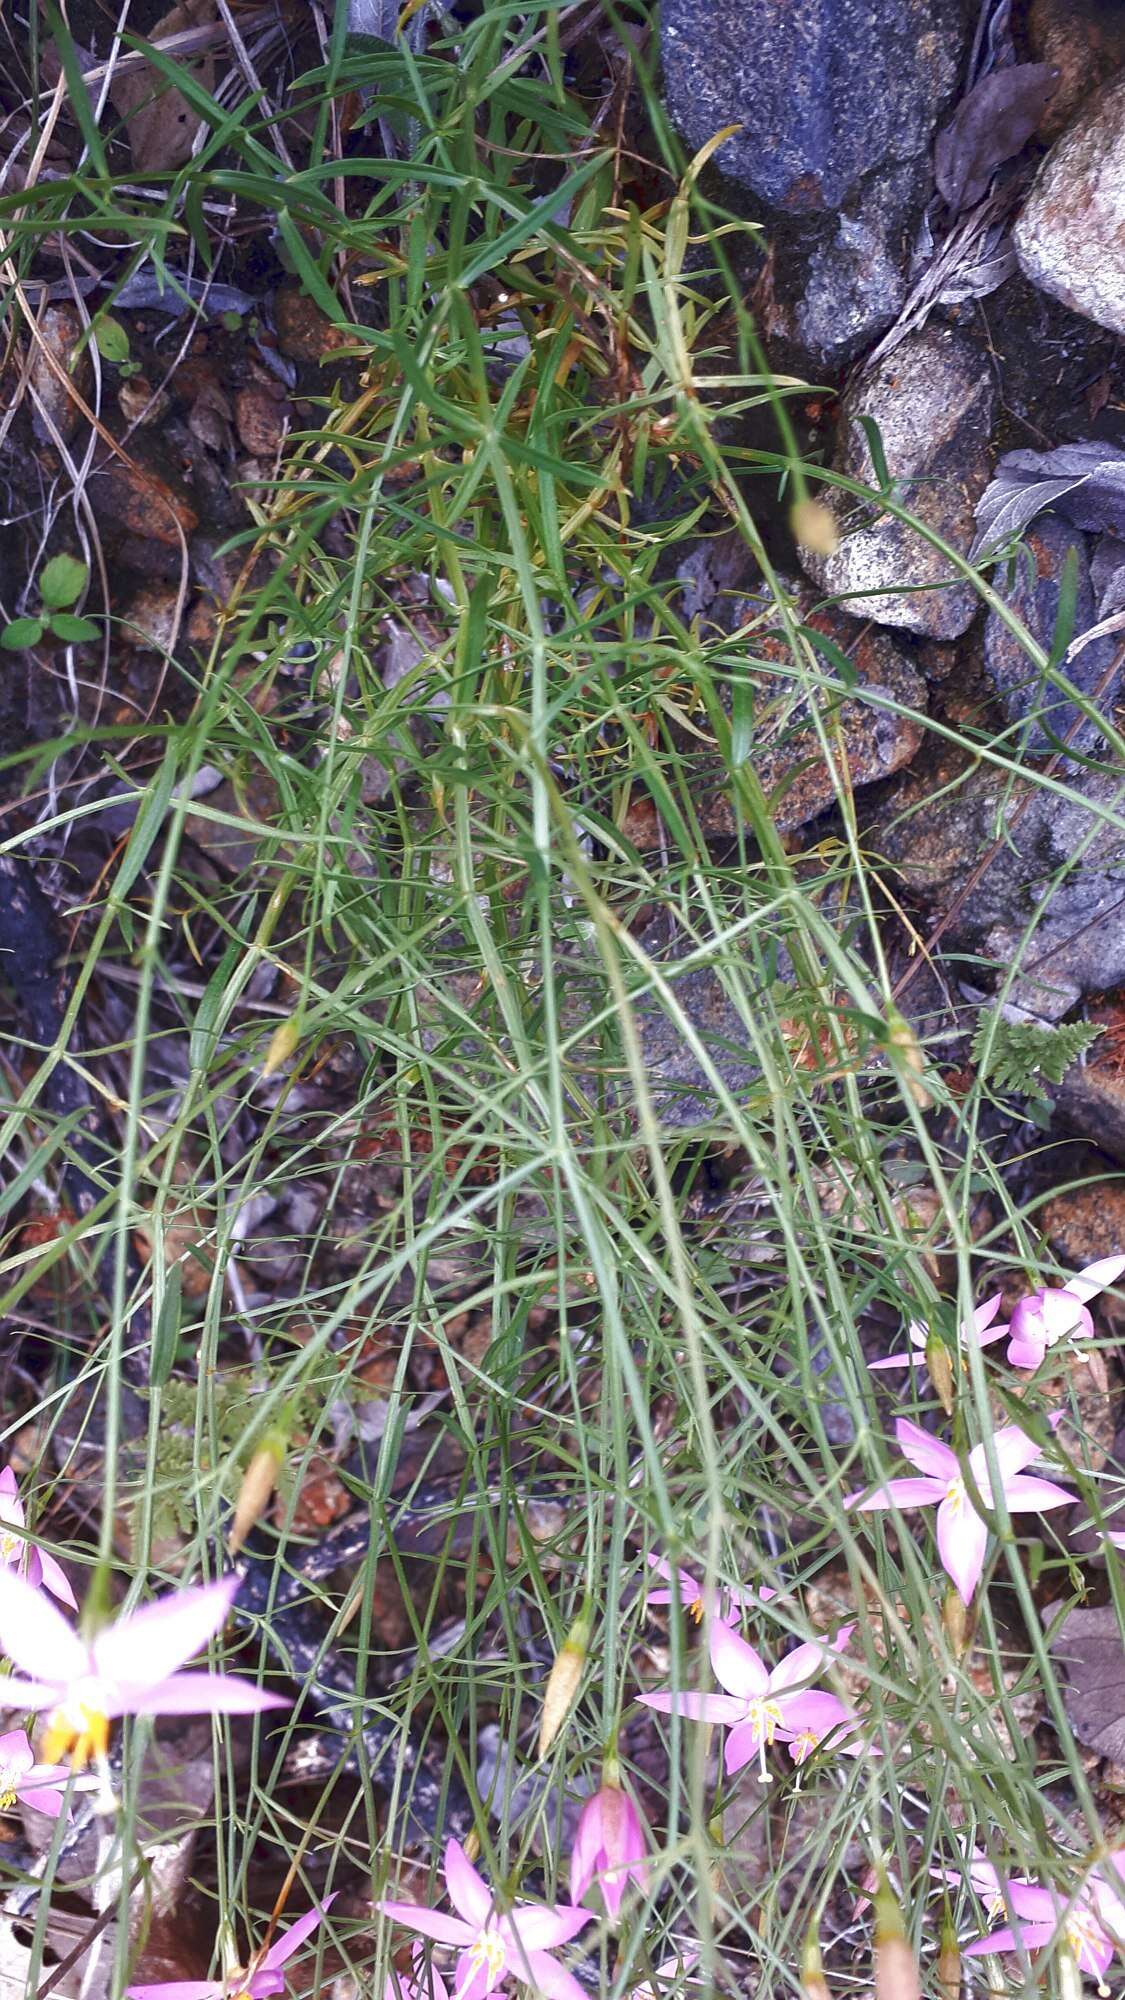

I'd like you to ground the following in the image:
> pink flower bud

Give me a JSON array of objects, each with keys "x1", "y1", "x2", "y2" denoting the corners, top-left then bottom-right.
[{"x1": 570, "y1": 1780, "x2": 648, "y2": 1921}]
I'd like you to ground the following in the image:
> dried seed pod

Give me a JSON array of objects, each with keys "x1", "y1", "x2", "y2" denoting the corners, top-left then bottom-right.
[
  {"x1": 538, "y1": 1595, "x2": 592, "y2": 1758},
  {"x1": 874, "y1": 1874, "x2": 921, "y2": 2000},
  {"x1": 791, "y1": 497, "x2": 839, "y2": 557}
]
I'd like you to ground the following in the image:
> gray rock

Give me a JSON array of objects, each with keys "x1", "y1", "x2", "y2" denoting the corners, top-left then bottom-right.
[
  {"x1": 770, "y1": 167, "x2": 914, "y2": 370},
  {"x1": 1014, "y1": 72, "x2": 1125, "y2": 337},
  {"x1": 802, "y1": 326, "x2": 995, "y2": 639},
  {"x1": 876, "y1": 750, "x2": 1125, "y2": 1018},
  {"x1": 983, "y1": 515, "x2": 1123, "y2": 752},
  {"x1": 660, "y1": 0, "x2": 965, "y2": 214}
]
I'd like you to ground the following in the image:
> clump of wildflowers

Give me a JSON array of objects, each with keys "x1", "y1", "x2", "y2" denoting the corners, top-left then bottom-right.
[{"x1": 639, "y1": 1618, "x2": 855, "y2": 1779}]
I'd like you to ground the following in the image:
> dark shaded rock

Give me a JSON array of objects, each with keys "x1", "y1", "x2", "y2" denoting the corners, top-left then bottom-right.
[
  {"x1": 802, "y1": 326, "x2": 995, "y2": 638},
  {"x1": 983, "y1": 514, "x2": 1123, "y2": 751},
  {"x1": 1049, "y1": 1061, "x2": 1125, "y2": 1167},
  {"x1": 660, "y1": 0, "x2": 966, "y2": 215},
  {"x1": 875, "y1": 744, "x2": 1125, "y2": 1018},
  {"x1": 680, "y1": 588, "x2": 928, "y2": 840},
  {"x1": 1028, "y1": 0, "x2": 1125, "y2": 143},
  {"x1": 1015, "y1": 71, "x2": 1125, "y2": 337},
  {"x1": 766, "y1": 166, "x2": 914, "y2": 371}
]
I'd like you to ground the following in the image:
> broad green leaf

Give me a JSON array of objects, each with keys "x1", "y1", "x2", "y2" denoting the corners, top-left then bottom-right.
[
  {"x1": 47, "y1": 612, "x2": 99, "y2": 641},
  {"x1": 39, "y1": 552, "x2": 89, "y2": 609},
  {"x1": 93, "y1": 313, "x2": 131, "y2": 364},
  {"x1": 0, "y1": 616, "x2": 44, "y2": 650}
]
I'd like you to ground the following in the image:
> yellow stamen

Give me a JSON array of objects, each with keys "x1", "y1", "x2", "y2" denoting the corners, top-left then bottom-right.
[
  {"x1": 689, "y1": 1595, "x2": 705, "y2": 1624},
  {"x1": 0, "y1": 1789, "x2": 15, "y2": 1811},
  {"x1": 42, "y1": 1703, "x2": 110, "y2": 1770}
]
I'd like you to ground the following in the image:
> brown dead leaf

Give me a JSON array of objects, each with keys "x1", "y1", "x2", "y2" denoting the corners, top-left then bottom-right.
[{"x1": 108, "y1": 0, "x2": 216, "y2": 174}]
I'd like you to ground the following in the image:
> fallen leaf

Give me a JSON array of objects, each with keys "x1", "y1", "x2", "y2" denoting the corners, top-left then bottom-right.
[
  {"x1": 108, "y1": 0, "x2": 216, "y2": 174},
  {"x1": 971, "y1": 441, "x2": 1125, "y2": 557},
  {"x1": 934, "y1": 62, "x2": 1058, "y2": 213}
]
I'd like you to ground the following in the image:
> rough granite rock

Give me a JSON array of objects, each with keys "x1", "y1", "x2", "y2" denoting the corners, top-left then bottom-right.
[
  {"x1": 1014, "y1": 72, "x2": 1125, "y2": 337},
  {"x1": 983, "y1": 515, "x2": 1124, "y2": 753},
  {"x1": 801, "y1": 326, "x2": 995, "y2": 639},
  {"x1": 660, "y1": 0, "x2": 965, "y2": 214},
  {"x1": 678, "y1": 590, "x2": 928, "y2": 840},
  {"x1": 767, "y1": 166, "x2": 915, "y2": 371},
  {"x1": 1028, "y1": 0, "x2": 1125, "y2": 143},
  {"x1": 875, "y1": 745, "x2": 1125, "y2": 1019}
]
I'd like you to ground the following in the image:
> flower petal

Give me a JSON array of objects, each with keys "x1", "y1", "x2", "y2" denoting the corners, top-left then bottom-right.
[
  {"x1": 973, "y1": 1293, "x2": 1005, "y2": 1336},
  {"x1": 445, "y1": 1840, "x2": 494, "y2": 1929},
  {"x1": 261, "y1": 1896, "x2": 336, "y2": 1970},
  {"x1": 0, "y1": 1569, "x2": 86, "y2": 1684},
  {"x1": 19, "y1": 1782, "x2": 65, "y2": 1818},
  {"x1": 988, "y1": 1423, "x2": 1055, "y2": 1484},
  {"x1": 768, "y1": 1627, "x2": 853, "y2": 1694},
  {"x1": 124, "y1": 1985, "x2": 222, "y2": 2000},
  {"x1": 962, "y1": 1925, "x2": 1057, "y2": 1958},
  {"x1": 0, "y1": 1729, "x2": 33, "y2": 1773},
  {"x1": 506, "y1": 1905, "x2": 592, "y2": 1954},
  {"x1": 868, "y1": 1353, "x2": 913, "y2": 1371},
  {"x1": 0, "y1": 1677, "x2": 64, "y2": 1710},
  {"x1": 1001, "y1": 1475, "x2": 1073, "y2": 1513},
  {"x1": 1006, "y1": 1333, "x2": 1045, "y2": 1371},
  {"x1": 849, "y1": 1478, "x2": 945, "y2": 1512},
  {"x1": 637, "y1": 1690, "x2": 746, "y2": 1724},
  {"x1": 113, "y1": 1670, "x2": 289, "y2": 1718},
  {"x1": 453, "y1": 1949, "x2": 494, "y2": 2000},
  {"x1": 94, "y1": 1578, "x2": 241, "y2": 1690},
  {"x1": 709, "y1": 1621, "x2": 768, "y2": 1699},
  {"x1": 521, "y1": 1951, "x2": 589, "y2": 2000},
  {"x1": 936, "y1": 1495, "x2": 988, "y2": 1605},
  {"x1": 895, "y1": 1419, "x2": 956, "y2": 1480},
  {"x1": 723, "y1": 1720, "x2": 763, "y2": 1775},
  {"x1": 1069, "y1": 1254, "x2": 1125, "y2": 1305},
  {"x1": 376, "y1": 1904, "x2": 475, "y2": 1948},
  {"x1": 36, "y1": 1550, "x2": 77, "y2": 1610}
]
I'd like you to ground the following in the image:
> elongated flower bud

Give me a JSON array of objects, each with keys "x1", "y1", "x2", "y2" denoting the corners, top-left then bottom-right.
[
  {"x1": 941, "y1": 1584, "x2": 969, "y2": 1659},
  {"x1": 938, "y1": 1909, "x2": 960, "y2": 2000},
  {"x1": 262, "y1": 1018, "x2": 300, "y2": 1078},
  {"x1": 229, "y1": 1429, "x2": 287, "y2": 1555},
  {"x1": 874, "y1": 1876, "x2": 920, "y2": 2000},
  {"x1": 925, "y1": 1331, "x2": 955, "y2": 1416},
  {"x1": 538, "y1": 1595, "x2": 592, "y2": 1758},
  {"x1": 886, "y1": 1007, "x2": 932, "y2": 1110},
  {"x1": 801, "y1": 1924, "x2": 830, "y2": 2000}
]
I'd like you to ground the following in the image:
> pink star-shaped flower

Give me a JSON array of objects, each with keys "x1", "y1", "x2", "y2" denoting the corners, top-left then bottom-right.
[
  {"x1": 377, "y1": 1840, "x2": 592, "y2": 2000},
  {"x1": 1006, "y1": 1255, "x2": 1125, "y2": 1370},
  {"x1": 639, "y1": 1619, "x2": 854, "y2": 1778},
  {"x1": 847, "y1": 1417, "x2": 1072, "y2": 1604}
]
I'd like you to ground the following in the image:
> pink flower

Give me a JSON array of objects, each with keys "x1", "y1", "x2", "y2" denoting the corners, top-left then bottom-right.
[
  {"x1": 377, "y1": 1838, "x2": 592, "y2": 2000},
  {"x1": 847, "y1": 1417, "x2": 1072, "y2": 1605},
  {"x1": 1006, "y1": 1255, "x2": 1125, "y2": 1370},
  {"x1": 869, "y1": 1294, "x2": 1006, "y2": 1373},
  {"x1": 0, "y1": 1568, "x2": 288, "y2": 1767},
  {"x1": 0, "y1": 1727, "x2": 83, "y2": 1819},
  {"x1": 964, "y1": 1859, "x2": 1125, "y2": 1989},
  {"x1": 639, "y1": 1619, "x2": 854, "y2": 1779},
  {"x1": 933, "y1": 1846, "x2": 1034, "y2": 1920},
  {"x1": 782, "y1": 1692, "x2": 863, "y2": 1766},
  {"x1": 126, "y1": 1899, "x2": 334, "y2": 2000},
  {"x1": 570, "y1": 1781, "x2": 647, "y2": 1918},
  {"x1": 0, "y1": 1467, "x2": 76, "y2": 1609},
  {"x1": 645, "y1": 1554, "x2": 776, "y2": 1624}
]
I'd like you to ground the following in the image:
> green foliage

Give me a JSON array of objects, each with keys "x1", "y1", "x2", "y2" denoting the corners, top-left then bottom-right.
[
  {"x1": 0, "y1": 555, "x2": 95, "y2": 649},
  {"x1": 92, "y1": 312, "x2": 130, "y2": 364},
  {"x1": 39, "y1": 552, "x2": 87, "y2": 609},
  {"x1": 971, "y1": 1013, "x2": 1103, "y2": 1099}
]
